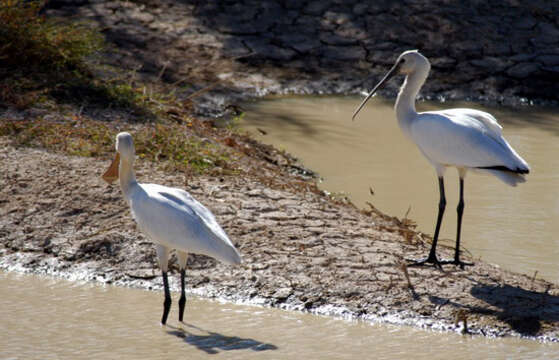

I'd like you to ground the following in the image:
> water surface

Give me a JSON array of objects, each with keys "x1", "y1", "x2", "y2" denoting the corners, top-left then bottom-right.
[
  {"x1": 1, "y1": 271, "x2": 558, "y2": 359},
  {"x1": 241, "y1": 96, "x2": 559, "y2": 281}
]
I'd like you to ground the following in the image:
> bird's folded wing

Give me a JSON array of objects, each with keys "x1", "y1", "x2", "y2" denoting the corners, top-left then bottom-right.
[
  {"x1": 132, "y1": 184, "x2": 241, "y2": 264},
  {"x1": 411, "y1": 111, "x2": 523, "y2": 170}
]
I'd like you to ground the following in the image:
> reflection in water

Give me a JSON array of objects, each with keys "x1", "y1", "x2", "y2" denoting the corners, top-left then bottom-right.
[
  {"x1": 2, "y1": 271, "x2": 559, "y2": 359},
  {"x1": 240, "y1": 96, "x2": 559, "y2": 281}
]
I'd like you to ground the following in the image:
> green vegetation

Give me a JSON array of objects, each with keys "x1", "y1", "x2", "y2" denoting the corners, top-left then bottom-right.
[
  {"x1": 0, "y1": 0, "x2": 239, "y2": 175},
  {"x1": 1, "y1": 0, "x2": 98, "y2": 106},
  {"x1": 0, "y1": 0, "x2": 102, "y2": 71},
  {"x1": 0, "y1": 0, "x2": 148, "y2": 113},
  {"x1": 0, "y1": 119, "x2": 236, "y2": 175}
]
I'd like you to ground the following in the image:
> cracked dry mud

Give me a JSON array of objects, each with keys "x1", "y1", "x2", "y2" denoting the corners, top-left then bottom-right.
[{"x1": 2, "y1": 140, "x2": 559, "y2": 341}]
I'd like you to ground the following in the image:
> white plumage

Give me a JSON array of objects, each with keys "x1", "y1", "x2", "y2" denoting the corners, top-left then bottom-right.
[
  {"x1": 130, "y1": 183, "x2": 241, "y2": 265},
  {"x1": 102, "y1": 132, "x2": 241, "y2": 324},
  {"x1": 409, "y1": 108, "x2": 529, "y2": 185},
  {"x1": 352, "y1": 50, "x2": 529, "y2": 268}
]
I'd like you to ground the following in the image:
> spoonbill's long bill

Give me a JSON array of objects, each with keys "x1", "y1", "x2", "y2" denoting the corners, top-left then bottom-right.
[
  {"x1": 102, "y1": 132, "x2": 241, "y2": 324},
  {"x1": 352, "y1": 50, "x2": 530, "y2": 268}
]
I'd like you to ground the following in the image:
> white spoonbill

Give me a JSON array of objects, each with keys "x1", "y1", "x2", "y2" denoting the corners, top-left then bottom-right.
[
  {"x1": 352, "y1": 50, "x2": 530, "y2": 268},
  {"x1": 102, "y1": 132, "x2": 241, "y2": 324}
]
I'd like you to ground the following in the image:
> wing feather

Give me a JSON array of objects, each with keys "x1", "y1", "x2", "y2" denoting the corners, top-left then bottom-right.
[
  {"x1": 130, "y1": 183, "x2": 241, "y2": 265},
  {"x1": 410, "y1": 109, "x2": 529, "y2": 172}
]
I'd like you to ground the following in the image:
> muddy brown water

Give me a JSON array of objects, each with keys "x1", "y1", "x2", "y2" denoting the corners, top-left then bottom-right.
[
  {"x1": 240, "y1": 96, "x2": 559, "y2": 282},
  {"x1": 2, "y1": 271, "x2": 559, "y2": 359}
]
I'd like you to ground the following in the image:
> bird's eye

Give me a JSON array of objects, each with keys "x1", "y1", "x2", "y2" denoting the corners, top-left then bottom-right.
[{"x1": 401, "y1": 58, "x2": 406, "y2": 63}]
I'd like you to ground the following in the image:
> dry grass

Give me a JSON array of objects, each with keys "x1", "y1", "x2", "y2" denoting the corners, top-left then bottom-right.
[
  {"x1": 0, "y1": 0, "x2": 103, "y2": 71},
  {"x1": 0, "y1": 0, "x2": 148, "y2": 113},
  {"x1": 0, "y1": 0, "x2": 312, "y2": 183},
  {"x1": 0, "y1": 118, "x2": 238, "y2": 175},
  {"x1": 0, "y1": 0, "x2": 243, "y2": 175}
]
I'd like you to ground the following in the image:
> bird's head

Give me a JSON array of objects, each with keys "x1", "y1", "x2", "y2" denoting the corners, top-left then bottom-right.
[
  {"x1": 115, "y1": 132, "x2": 135, "y2": 159},
  {"x1": 352, "y1": 50, "x2": 430, "y2": 120},
  {"x1": 102, "y1": 132, "x2": 135, "y2": 184},
  {"x1": 395, "y1": 50, "x2": 430, "y2": 76}
]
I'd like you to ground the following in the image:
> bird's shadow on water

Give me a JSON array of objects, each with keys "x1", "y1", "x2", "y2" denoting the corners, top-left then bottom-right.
[
  {"x1": 430, "y1": 282, "x2": 559, "y2": 336},
  {"x1": 166, "y1": 322, "x2": 278, "y2": 355}
]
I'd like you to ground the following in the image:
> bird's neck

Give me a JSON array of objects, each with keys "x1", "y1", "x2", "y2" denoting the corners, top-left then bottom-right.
[
  {"x1": 119, "y1": 158, "x2": 137, "y2": 198},
  {"x1": 395, "y1": 69, "x2": 428, "y2": 134}
]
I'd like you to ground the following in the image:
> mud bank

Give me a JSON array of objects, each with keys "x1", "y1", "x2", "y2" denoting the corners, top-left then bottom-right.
[
  {"x1": 44, "y1": 0, "x2": 559, "y2": 114},
  {"x1": 2, "y1": 141, "x2": 559, "y2": 341}
]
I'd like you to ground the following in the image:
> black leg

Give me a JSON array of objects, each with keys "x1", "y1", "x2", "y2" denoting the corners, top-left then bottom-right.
[
  {"x1": 178, "y1": 268, "x2": 186, "y2": 322},
  {"x1": 161, "y1": 271, "x2": 172, "y2": 325},
  {"x1": 452, "y1": 178, "x2": 473, "y2": 268},
  {"x1": 409, "y1": 176, "x2": 446, "y2": 269}
]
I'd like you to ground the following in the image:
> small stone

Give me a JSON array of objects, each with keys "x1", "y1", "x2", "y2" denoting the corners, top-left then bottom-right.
[
  {"x1": 278, "y1": 34, "x2": 321, "y2": 53},
  {"x1": 130, "y1": 11, "x2": 154, "y2": 24},
  {"x1": 221, "y1": 41, "x2": 252, "y2": 58},
  {"x1": 225, "y1": 22, "x2": 270, "y2": 35},
  {"x1": 335, "y1": 25, "x2": 368, "y2": 41},
  {"x1": 303, "y1": 1, "x2": 331, "y2": 16},
  {"x1": 353, "y1": 3, "x2": 368, "y2": 16},
  {"x1": 367, "y1": 50, "x2": 398, "y2": 66},
  {"x1": 430, "y1": 56, "x2": 457, "y2": 69},
  {"x1": 542, "y1": 66, "x2": 559, "y2": 74},
  {"x1": 506, "y1": 62, "x2": 540, "y2": 78},
  {"x1": 515, "y1": 17, "x2": 537, "y2": 30},
  {"x1": 450, "y1": 41, "x2": 482, "y2": 57},
  {"x1": 283, "y1": 0, "x2": 303, "y2": 9},
  {"x1": 536, "y1": 55, "x2": 559, "y2": 66},
  {"x1": 321, "y1": 45, "x2": 366, "y2": 61},
  {"x1": 323, "y1": 11, "x2": 353, "y2": 26},
  {"x1": 365, "y1": 41, "x2": 397, "y2": 51},
  {"x1": 510, "y1": 53, "x2": 535, "y2": 62},
  {"x1": 273, "y1": 287, "x2": 293, "y2": 300},
  {"x1": 105, "y1": 1, "x2": 120, "y2": 11},
  {"x1": 537, "y1": 22, "x2": 559, "y2": 37},
  {"x1": 319, "y1": 33, "x2": 359, "y2": 46},
  {"x1": 483, "y1": 43, "x2": 511, "y2": 56},
  {"x1": 470, "y1": 57, "x2": 510, "y2": 72},
  {"x1": 532, "y1": 34, "x2": 559, "y2": 45}
]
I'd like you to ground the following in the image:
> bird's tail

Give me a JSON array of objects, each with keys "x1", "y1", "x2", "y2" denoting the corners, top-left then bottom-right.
[
  {"x1": 476, "y1": 169, "x2": 527, "y2": 187},
  {"x1": 216, "y1": 243, "x2": 242, "y2": 265},
  {"x1": 203, "y1": 229, "x2": 242, "y2": 266}
]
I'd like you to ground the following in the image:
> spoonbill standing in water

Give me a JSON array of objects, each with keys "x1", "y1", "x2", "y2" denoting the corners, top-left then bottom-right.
[
  {"x1": 352, "y1": 50, "x2": 530, "y2": 268},
  {"x1": 102, "y1": 132, "x2": 242, "y2": 324}
]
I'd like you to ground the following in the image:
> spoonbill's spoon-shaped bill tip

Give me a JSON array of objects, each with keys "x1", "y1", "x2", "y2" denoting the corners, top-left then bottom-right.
[{"x1": 102, "y1": 152, "x2": 120, "y2": 184}]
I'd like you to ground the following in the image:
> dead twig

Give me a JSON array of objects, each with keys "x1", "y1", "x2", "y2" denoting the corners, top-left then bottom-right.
[
  {"x1": 185, "y1": 82, "x2": 220, "y2": 100},
  {"x1": 157, "y1": 62, "x2": 169, "y2": 81},
  {"x1": 530, "y1": 270, "x2": 538, "y2": 290},
  {"x1": 403, "y1": 205, "x2": 411, "y2": 220}
]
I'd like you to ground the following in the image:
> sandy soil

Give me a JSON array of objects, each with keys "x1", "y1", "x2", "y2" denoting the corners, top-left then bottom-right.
[{"x1": 2, "y1": 139, "x2": 559, "y2": 341}]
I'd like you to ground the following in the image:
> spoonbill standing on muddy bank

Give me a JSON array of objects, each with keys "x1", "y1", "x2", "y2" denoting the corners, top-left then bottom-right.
[
  {"x1": 102, "y1": 132, "x2": 242, "y2": 324},
  {"x1": 352, "y1": 50, "x2": 530, "y2": 268}
]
